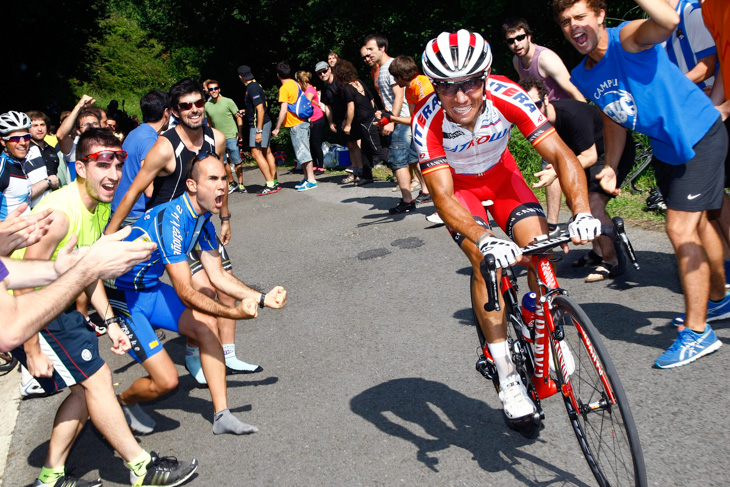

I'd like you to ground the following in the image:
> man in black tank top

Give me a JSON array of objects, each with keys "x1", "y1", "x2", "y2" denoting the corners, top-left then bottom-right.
[
  {"x1": 147, "y1": 123, "x2": 218, "y2": 208},
  {"x1": 106, "y1": 79, "x2": 264, "y2": 397}
]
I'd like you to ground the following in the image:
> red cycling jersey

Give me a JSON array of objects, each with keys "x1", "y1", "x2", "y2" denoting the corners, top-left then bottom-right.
[{"x1": 412, "y1": 75, "x2": 555, "y2": 176}]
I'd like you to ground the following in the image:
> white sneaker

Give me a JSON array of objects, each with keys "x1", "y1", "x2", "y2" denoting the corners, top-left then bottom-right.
[
  {"x1": 498, "y1": 374, "x2": 536, "y2": 420},
  {"x1": 425, "y1": 212, "x2": 443, "y2": 224},
  {"x1": 19, "y1": 366, "x2": 45, "y2": 397},
  {"x1": 549, "y1": 340, "x2": 575, "y2": 377}
]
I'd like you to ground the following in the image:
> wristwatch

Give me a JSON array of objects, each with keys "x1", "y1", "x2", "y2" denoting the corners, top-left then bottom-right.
[
  {"x1": 45, "y1": 178, "x2": 52, "y2": 188},
  {"x1": 220, "y1": 213, "x2": 231, "y2": 222},
  {"x1": 255, "y1": 129, "x2": 263, "y2": 134}
]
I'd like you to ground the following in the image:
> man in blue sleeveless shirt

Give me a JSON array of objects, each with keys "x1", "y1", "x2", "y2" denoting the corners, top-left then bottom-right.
[{"x1": 553, "y1": 0, "x2": 730, "y2": 368}]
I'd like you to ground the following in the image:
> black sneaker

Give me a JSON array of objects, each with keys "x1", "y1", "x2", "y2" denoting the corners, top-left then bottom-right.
[
  {"x1": 227, "y1": 182, "x2": 237, "y2": 194},
  {"x1": 237, "y1": 184, "x2": 247, "y2": 193},
  {"x1": 354, "y1": 178, "x2": 373, "y2": 186},
  {"x1": 257, "y1": 185, "x2": 281, "y2": 196},
  {"x1": 130, "y1": 452, "x2": 198, "y2": 486},
  {"x1": 33, "y1": 475, "x2": 102, "y2": 487},
  {"x1": 414, "y1": 191, "x2": 432, "y2": 204},
  {"x1": 389, "y1": 199, "x2": 416, "y2": 215}
]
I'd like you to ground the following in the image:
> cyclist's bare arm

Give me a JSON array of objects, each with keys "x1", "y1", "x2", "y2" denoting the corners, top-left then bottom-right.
[
  {"x1": 106, "y1": 136, "x2": 175, "y2": 233},
  {"x1": 597, "y1": 115, "x2": 629, "y2": 196},
  {"x1": 535, "y1": 134, "x2": 591, "y2": 215}
]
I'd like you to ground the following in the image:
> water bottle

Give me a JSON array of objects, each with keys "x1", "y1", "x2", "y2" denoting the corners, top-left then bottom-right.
[{"x1": 521, "y1": 292, "x2": 537, "y2": 343}]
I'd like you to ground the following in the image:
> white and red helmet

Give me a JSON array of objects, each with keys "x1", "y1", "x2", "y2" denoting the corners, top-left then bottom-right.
[
  {"x1": 0, "y1": 111, "x2": 31, "y2": 136},
  {"x1": 422, "y1": 29, "x2": 493, "y2": 81}
]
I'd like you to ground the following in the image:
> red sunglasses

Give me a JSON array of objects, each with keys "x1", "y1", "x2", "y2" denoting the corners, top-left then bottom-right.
[
  {"x1": 82, "y1": 150, "x2": 128, "y2": 163},
  {"x1": 178, "y1": 99, "x2": 205, "y2": 111}
]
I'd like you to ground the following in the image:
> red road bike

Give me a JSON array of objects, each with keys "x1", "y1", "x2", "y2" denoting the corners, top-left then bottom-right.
[{"x1": 475, "y1": 217, "x2": 647, "y2": 487}]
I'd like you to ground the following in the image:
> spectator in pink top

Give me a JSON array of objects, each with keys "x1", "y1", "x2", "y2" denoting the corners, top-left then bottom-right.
[{"x1": 296, "y1": 71, "x2": 326, "y2": 175}]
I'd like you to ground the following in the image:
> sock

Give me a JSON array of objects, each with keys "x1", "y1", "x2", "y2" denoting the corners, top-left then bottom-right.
[
  {"x1": 353, "y1": 167, "x2": 363, "y2": 177},
  {"x1": 185, "y1": 346, "x2": 207, "y2": 385},
  {"x1": 548, "y1": 222, "x2": 558, "y2": 232},
  {"x1": 38, "y1": 466, "x2": 65, "y2": 484},
  {"x1": 273, "y1": 178, "x2": 278, "y2": 185},
  {"x1": 223, "y1": 344, "x2": 262, "y2": 372},
  {"x1": 126, "y1": 449, "x2": 152, "y2": 477},
  {"x1": 690, "y1": 325, "x2": 708, "y2": 336},
  {"x1": 488, "y1": 340, "x2": 517, "y2": 385},
  {"x1": 213, "y1": 408, "x2": 258, "y2": 435},
  {"x1": 121, "y1": 398, "x2": 156, "y2": 434},
  {"x1": 266, "y1": 180, "x2": 275, "y2": 188}
]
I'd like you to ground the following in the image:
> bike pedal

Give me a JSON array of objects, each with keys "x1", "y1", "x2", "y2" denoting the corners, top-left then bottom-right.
[{"x1": 475, "y1": 356, "x2": 496, "y2": 380}]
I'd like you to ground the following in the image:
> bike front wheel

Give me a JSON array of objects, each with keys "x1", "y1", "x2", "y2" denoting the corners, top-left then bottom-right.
[{"x1": 550, "y1": 295, "x2": 647, "y2": 487}]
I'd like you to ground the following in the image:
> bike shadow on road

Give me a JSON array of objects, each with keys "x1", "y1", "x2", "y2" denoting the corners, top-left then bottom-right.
[{"x1": 350, "y1": 377, "x2": 592, "y2": 486}]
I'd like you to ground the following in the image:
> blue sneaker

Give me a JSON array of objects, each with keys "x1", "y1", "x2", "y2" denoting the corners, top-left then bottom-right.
[
  {"x1": 672, "y1": 291, "x2": 730, "y2": 326},
  {"x1": 297, "y1": 180, "x2": 318, "y2": 192},
  {"x1": 725, "y1": 259, "x2": 730, "y2": 290},
  {"x1": 655, "y1": 325, "x2": 722, "y2": 368},
  {"x1": 294, "y1": 178, "x2": 307, "y2": 190}
]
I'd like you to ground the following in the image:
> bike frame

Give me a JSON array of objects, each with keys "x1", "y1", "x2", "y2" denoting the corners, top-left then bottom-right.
[{"x1": 481, "y1": 253, "x2": 618, "y2": 409}]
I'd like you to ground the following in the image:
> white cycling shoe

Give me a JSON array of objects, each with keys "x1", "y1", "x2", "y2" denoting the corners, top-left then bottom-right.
[{"x1": 498, "y1": 374, "x2": 537, "y2": 420}]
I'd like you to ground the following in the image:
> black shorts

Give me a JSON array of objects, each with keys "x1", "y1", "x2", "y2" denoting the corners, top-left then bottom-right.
[
  {"x1": 187, "y1": 236, "x2": 232, "y2": 275},
  {"x1": 12, "y1": 310, "x2": 106, "y2": 394},
  {"x1": 654, "y1": 117, "x2": 728, "y2": 212}
]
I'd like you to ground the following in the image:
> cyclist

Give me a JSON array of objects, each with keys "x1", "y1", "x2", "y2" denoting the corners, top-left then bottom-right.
[{"x1": 414, "y1": 30, "x2": 600, "y2": 423}]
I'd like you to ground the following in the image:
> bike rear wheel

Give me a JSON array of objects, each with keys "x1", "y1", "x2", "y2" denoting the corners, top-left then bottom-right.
[{"x1": 550, "y1": 295, "x2": 647, "y2": 487}]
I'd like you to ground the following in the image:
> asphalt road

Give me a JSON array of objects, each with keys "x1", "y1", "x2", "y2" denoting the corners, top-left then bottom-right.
[{"x1": 4, "y1": 166, "x2": 730, "y2": 486}]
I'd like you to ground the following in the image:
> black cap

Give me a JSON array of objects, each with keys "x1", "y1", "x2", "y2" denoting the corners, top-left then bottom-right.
[{"x1": 237, "y1": 65, "x2": 254, "y2": 81}]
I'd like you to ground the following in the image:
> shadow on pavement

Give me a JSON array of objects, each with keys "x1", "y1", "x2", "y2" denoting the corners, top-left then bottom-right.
[{"x1": 350, "y1": 377, "x2": 592, "y2": 486}]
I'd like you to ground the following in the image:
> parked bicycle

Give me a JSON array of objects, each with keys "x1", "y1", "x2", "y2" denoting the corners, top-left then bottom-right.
[
  {"x1": 0, "y1": 351, "x2": 18, "y2": 377},
  {"x1": 620, "y1": 146, "x2": 652, "y2": 194},
  {"x1": 475, "y1": 217, "x2": 647, "y2": 487}
]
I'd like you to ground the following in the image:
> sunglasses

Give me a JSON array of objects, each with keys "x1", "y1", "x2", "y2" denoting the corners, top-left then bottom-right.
[
  {"x1": 82, "y1": 150, "x2": 128, "y2": 163},
  {"x1": 187, "y1": 150, "x2": 220, "y2": 178},
  {"x1": 2, "y1": 133, "x2": 31, "y2": 143},
  {"x1": 433, "y1": 76, "x2": 485, "y2": 98},
  {"x1": 317, "y1": 68, "x2": 330, "y2": 75},
  {"x1": 506, "y1": 33, "x2": 528, "y2": 45},
  {"x1": 208, "y1": 86, "x2": 220, "y2": 91},
  {"x1": 178, "y1": 99, "x2": 206, "y2": 111},
  {"x1": 534, "y1": 99, "x2": 544, "y2": 109}
]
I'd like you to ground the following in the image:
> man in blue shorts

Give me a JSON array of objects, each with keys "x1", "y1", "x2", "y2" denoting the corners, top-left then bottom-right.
[
  {"x1": 106, "y1": 152, "x2": 287, "y2": 435},
  {"x1": 553, "y1": 0, "x2": 730, "y2": 368},
  {"x1": 107, "y1": 78, "x2": 262, "y2": 383}
]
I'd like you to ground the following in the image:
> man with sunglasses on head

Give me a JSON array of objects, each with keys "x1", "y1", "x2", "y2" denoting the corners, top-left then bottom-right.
[
  {"x1": 106, "y1": 152, "x2": 287, "y2": 436},
  {"x1": 11, "y1": 128, "x2": 198, "y2": 487},
  {"x1": 414, "y1": 29, "x2": 599, "y2": 426},
  {"x1": 107, "y1": 78, "x2": 263, "y2": 392},
  {"x1": 503, "y1": 17, "x2": 586, "y2": 239}
]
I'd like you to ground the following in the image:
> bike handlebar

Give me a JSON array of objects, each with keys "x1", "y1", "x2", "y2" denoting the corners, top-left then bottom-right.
[{"x1": 481, "y1": 217, "x2": 640, "y2": 312}]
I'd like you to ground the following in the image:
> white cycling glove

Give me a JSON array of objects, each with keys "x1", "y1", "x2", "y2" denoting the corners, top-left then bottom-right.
[
  {"x1": 477, "y1": 234, "x2": 522, "y2": 269},
  {"x1": 568, "y1": 213, "x2": 601, "y2": 241}
]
